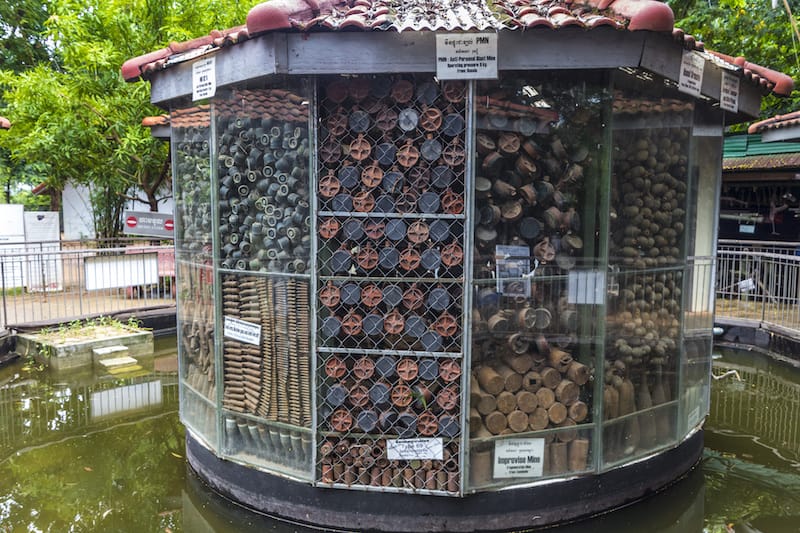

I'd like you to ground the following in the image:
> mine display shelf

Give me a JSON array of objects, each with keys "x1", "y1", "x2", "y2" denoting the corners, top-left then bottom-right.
[
  {"x1": 315, "y1": 74, "x2": 468, "y2": 494},
  {"x1": 169, "y1": 69, "x2": 717, "y2": 496}
]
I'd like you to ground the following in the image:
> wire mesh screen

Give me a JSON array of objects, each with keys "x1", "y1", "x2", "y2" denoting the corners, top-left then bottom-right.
[{"x1": 315, "y1": 74, "x2": 467, "y2": 494}]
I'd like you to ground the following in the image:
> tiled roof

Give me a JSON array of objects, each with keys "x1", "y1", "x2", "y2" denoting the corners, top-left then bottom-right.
[
  {"x1": 120, "y1": 0, "x2": 793, "y2": 97},
  {"x1": 723, "y1": 153, "x2": 800, "y2": 172},
  {"x1": 0, "y1": 117, "x2": 9, "y2": 130},
  {"x1": 747, "y1": 110, "x2": 800, "y2": 134},
  {"x1": 141, "y1": 115, "x2": 169, "y2": 127}
]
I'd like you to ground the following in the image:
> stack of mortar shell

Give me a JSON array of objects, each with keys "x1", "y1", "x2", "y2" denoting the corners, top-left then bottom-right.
[
  {"x1": 221, "y1": 275, "x2": 247, "y2": 414},
  {"x1": 216, "y1": 89, "x2": 311, "y2": 274},
  {"x1": 293, "y1": 278, "x2": 313, "y2": 427},
  {"x1": 172, "y1": 107, "x2": 213, "y2": 259},
  {"x1": 319, "y1": 437, "x2": 461, "y2": 493},
  {"x1": 180, "y1": 296, "x2": 215, "y2": 399},
  {"x1": 603, "y1": 102, "x2": 691, "y2": 460},
  {"x1": 273, "y1": 278, "x2": 291, "y2": 422}
]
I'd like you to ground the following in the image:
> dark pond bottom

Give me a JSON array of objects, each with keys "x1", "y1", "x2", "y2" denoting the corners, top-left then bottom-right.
[{"x1": 1, "y1": 342, "x2": 799, "y2": 532}]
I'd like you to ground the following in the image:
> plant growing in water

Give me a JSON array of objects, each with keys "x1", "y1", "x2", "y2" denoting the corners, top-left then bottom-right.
[{"x1": 35, "y1": 315, "x2": 148, "y2": 346}]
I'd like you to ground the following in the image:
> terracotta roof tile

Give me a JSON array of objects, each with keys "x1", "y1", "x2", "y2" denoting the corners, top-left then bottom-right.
[
  {"x1": 121, "y1": 0, "x2": 793, "y2": 97},
  {"x1": 747, "y1": 110, "x2": 800, "y2": 134},
  {"x1": 0, "y1": 117, "x2": 9, "y2": 130},
  {"x1": 142, "y1": 115, "x2": 169, "y2": 128}
]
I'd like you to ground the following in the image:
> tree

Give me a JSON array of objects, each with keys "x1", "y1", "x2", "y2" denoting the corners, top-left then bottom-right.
[
  {"x1": 669, "y1": 0, "x2": 800, "y2": 120},
  {"x1": 0, "y1": 0, "x2": 57, "y2": 208},
  {"x1": 0, "y1": 0, "x2": 257, "y2": 239},
  {"x1": 0, "y1": 0, "x2": 54, "y2": 73}
]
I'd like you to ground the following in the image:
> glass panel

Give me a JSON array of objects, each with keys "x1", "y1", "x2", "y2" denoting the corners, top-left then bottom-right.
[
  {"x1": 468, "y1": 73, "x2": 608, "y2": 490},
  {"x1": 603, "y1": 70, "x2": 692, "y2": 466},
  {"x1": 680, "y1": 336, "x2": 712, "y2": 436},
  {"x1": 183, "y1": 387, "x2": 218, "y2": 449},
  {"x1": 171, "y1": 105, "x2": 218, "y2": 449},
  {"x1": 172, "y1": 105, "x2": 213, "y2": 263},
  {"x1": 679, "y1": 126, "x2": 720, "y2": 436},
  {"x1": 217, "y1": 269, "x2": 313, "y2": 478},
  {"x1": 315, "y1": 74, "x2": 467, "y2": 494},
  {"x1": 215, "y1": 83, "x2": 311, "y2": 274}
]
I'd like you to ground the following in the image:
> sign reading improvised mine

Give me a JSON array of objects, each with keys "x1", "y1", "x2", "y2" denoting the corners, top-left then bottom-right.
[
  {"x1": 436, "y1": 33, "x2": 498, "y2": 80},
  {"x1": 493, "y1": 438, "x2": 545, "y2": 478},
  {"x1": 123, "y1": 210, "x2": 175, "y2": 238}
]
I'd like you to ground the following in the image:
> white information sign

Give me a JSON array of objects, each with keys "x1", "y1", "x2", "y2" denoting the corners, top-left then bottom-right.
[
  {"x1": 720, "y1": 70, "x2": 740, "y2": 113},
  {"x1": 386, "y1": 438, "x2": 443, "y2": 460},
  {"x1": 495, "y1": 244, "x2": 531, "y2": 298},
  {"x1": 192, "y1": 57, "x2": 216, "y2": 101},
  {"x1": 24, "y1": 211, "x2": 63, "y2": 291},
  {"x1": 567, "y1": 269, "x2": 606, "y2": 305},
  {"x1": 494, "y1": 438, "x2": 545, "y2": 478},
  {"x1": 223, "y1": 316, "x2": 262, "y2": 346},
  {"x1": 436, "y1": 33, "x2": 498, "y2": 80},
  {"x1": 678, "y1": 50, "x2": 704, "y2": 97}
]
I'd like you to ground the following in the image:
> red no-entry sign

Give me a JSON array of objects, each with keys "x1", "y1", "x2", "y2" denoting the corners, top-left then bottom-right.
[{"x1": 122, "y1": 210, "x2": 174, "y2": 239}]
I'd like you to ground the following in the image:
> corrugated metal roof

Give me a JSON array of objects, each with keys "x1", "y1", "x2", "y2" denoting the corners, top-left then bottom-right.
[{"x1": 723, "y1": 134, "x2": 800, "y2": 158}]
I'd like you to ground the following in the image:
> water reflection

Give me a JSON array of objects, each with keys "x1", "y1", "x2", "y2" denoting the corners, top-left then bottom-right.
[{"x1": 1, "y1": 342, "x2": 800, "y2": 531}]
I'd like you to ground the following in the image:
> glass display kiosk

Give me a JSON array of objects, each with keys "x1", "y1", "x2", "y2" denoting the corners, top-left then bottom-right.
[{"x1": 142, "y1": 20, "x2": 766, "y2": 531}]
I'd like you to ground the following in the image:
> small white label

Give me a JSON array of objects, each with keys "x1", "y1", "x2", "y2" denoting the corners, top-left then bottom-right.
[
  {"x1": 493, "y1": 438, "x2": 545, "y2": 478},
  {"x1": 223, "y1": 316, "x2": 261, "y2": 345},
  {"x1": 192, "y1": 57, "x2": 216, "y2": 101},
  {"x1": 678, "y1": 50, "x2": 704, "y2": 97},
  {"x1": 738, "y1": 278, "x2": 756, "y2": 292},
  {"x1": 568, "y1": 270, "x2": 606, "y2": 305},
  {"x1": 436, "y1": 33, "x2": 498, "y2": 80},
  {"x1": 386, "y1": 438, "x2": 443, "y2": 460},
  {"x1": 720, "y1": 70, "x2": 740, "y2": 113}
]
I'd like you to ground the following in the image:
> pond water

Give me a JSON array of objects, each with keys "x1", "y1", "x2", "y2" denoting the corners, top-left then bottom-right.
[{"x1": 1, "y1": 340, "x2": 798, "y2": 532}]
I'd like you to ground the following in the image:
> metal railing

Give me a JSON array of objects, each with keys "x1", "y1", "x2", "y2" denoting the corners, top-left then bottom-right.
[
  {"x1": 0, "y1": 239, "x2": 176, "y2": 330},
  {"x1": 2, "y1": 237, "x2": 798, "y2": 338},
  {"x1": 716, "y1": 239, "x2": 800, "y2": 333}
]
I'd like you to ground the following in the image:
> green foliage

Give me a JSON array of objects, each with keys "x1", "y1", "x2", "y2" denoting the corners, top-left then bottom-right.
[
  {"x1": 669, "y1": 0, "x2": 800, "y2": 120},
  {"x1": 0, "y1": 0, "x2": 55, "y2": 73},
  {"x1": 0, "y1": 0, "x2": 258, "y2": 239}
]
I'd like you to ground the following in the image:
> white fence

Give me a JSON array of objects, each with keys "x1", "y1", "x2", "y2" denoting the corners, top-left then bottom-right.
[{"x1": 0, "y1": 239, "x2": 176, "y2": 329}]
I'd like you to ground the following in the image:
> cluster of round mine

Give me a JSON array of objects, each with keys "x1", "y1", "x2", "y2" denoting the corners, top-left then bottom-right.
[
  {"x1": 216, "y1": 89, "x2": 311, "y2": 274},
  {"x1": 174, "y1": 123, "x2": 212, "y2": 257}
]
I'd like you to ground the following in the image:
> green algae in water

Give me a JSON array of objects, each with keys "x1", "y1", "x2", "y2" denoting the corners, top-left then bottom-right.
[{"x1": 0, "y1": 411, "x2": 185, "y2": 532}]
